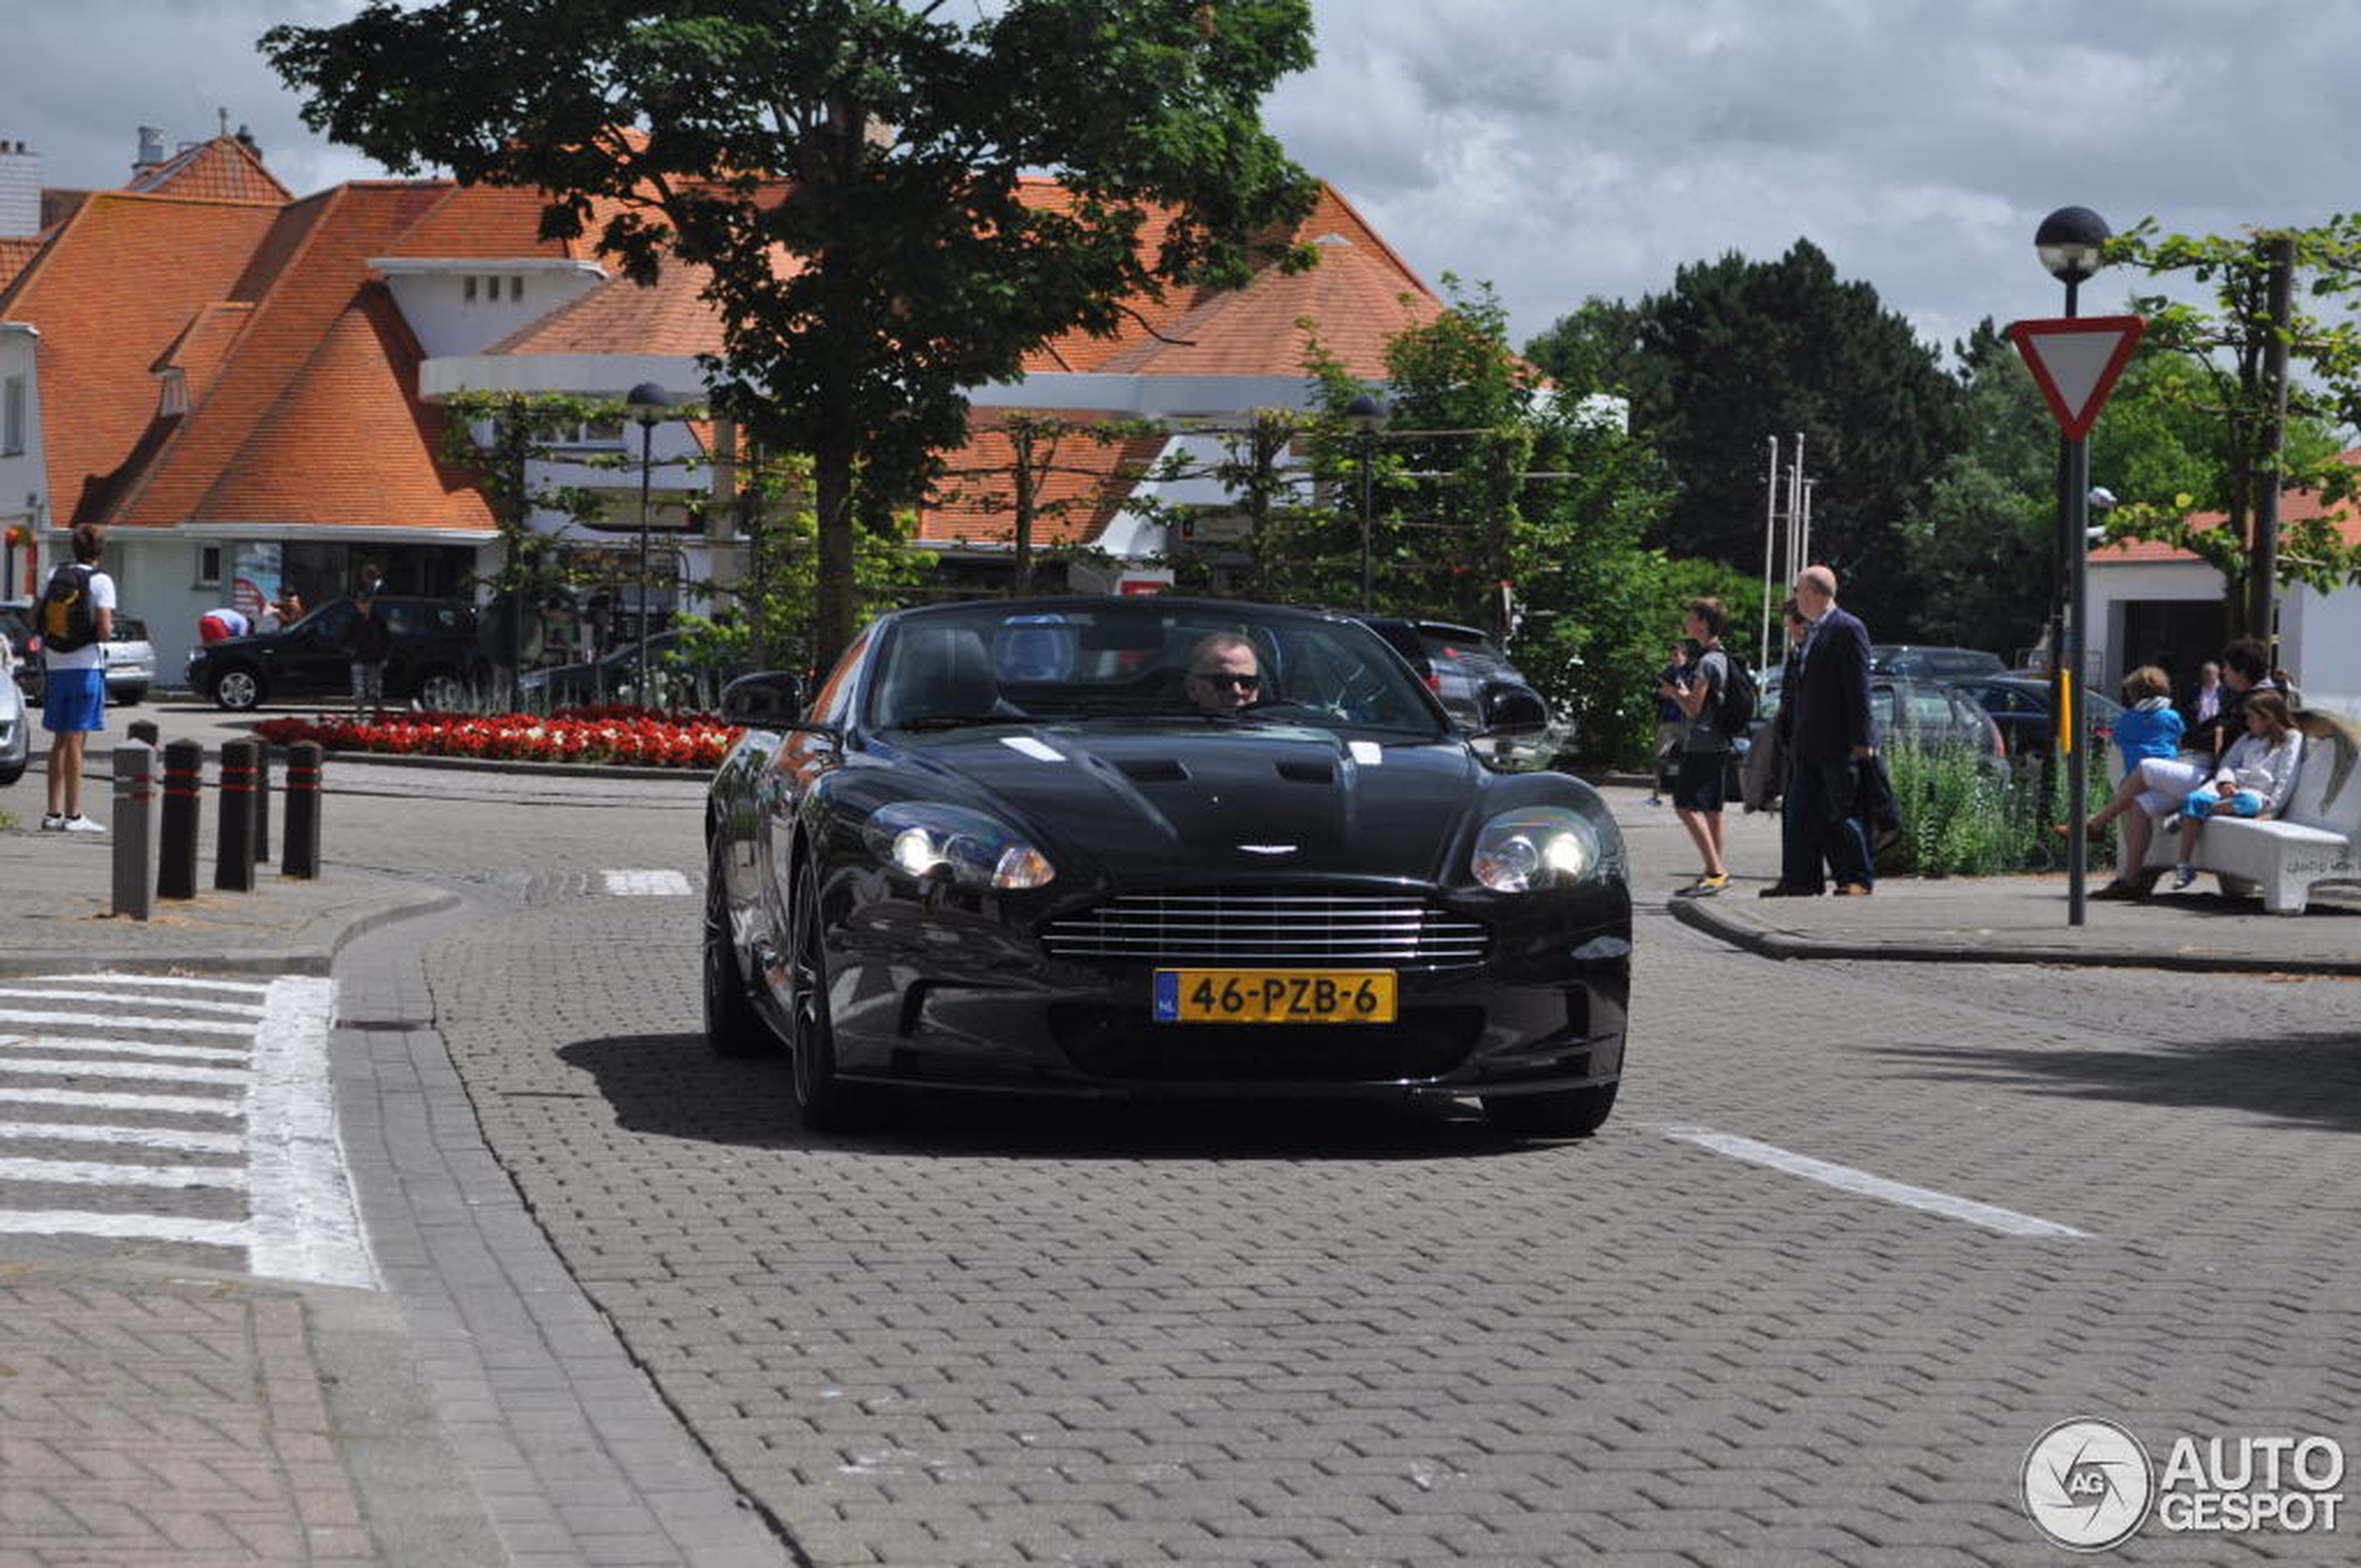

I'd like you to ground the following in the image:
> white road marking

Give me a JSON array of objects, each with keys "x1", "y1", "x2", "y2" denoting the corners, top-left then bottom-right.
[
  {"x1": 0, "y1": 986, "x2": 265, "y2": 1018},
  {"x1": 244, "y1": 977, "x2": 376, "y2": 1289},
  {"x1": 0, "y1": 1058, "x2": 248, "y2": 1087},
  {"x1": 0, "y1": 1156, "x2": 244, "y2": 1190},
  {"x1": 601, "y1": 869, "x2": 692, "y2": 896},
  {"x1": 0, "y1": 1120, "x2": 243, "y2": 1153},
  {"x1": 0, "y1": 1087, "x2": 244, "y2": 1116},
  {"x1": 0, "y1": 1008, "x2": 256, "y2": 1035},
  {"x1": 0, "y1": 1211, "x2": 253, "y2": 1248},
  {"x1": 73, "y1": 973, "x2": 272, "y2": 995},
  {"x1": 1662, "y1": 1127, "x2": 2088, "y2": 1239},
  {"x1": 1, "y1": 1035, "x2": 248, "y2": 1064}
]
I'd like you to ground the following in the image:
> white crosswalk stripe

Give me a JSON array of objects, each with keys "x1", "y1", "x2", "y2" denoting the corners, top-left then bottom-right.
[{"x1": 0, "y1": 974, "x2": 377, "y2": 1287}]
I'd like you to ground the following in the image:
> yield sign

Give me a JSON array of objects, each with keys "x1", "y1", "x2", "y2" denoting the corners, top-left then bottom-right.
[{"x1": 2008, "y1": 315, "x2": 2145, "y2": 441}]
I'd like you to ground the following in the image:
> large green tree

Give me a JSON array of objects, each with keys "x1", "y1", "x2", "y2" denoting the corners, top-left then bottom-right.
[
  {"x1": 265, "y1": 0, "x2": 1319, "y2": 668},
  {"x1": 1534, "y1": 240, "x2": 1960, "y2": 627},
  {"x1": 2099, "y1": 221, "x2": 2361, "y2": 637}
]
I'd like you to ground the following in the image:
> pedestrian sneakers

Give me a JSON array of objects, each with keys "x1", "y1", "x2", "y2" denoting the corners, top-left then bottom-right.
[
  {"x1": 60, "y1": 814, "x2": 106, "y2": 834},
  {"x1": 1834, "y1": 882, "x2": 1873, "y2": 897},
  {"x1": 38, "y1": 813, "x2": 65, "y2": 831},
  {"x1": 1678, "y1": 873, "x2": 1730, "y2": 897},
  {"x1": 2171, "y1": 863, "x2": 2198, "y2": 889}
]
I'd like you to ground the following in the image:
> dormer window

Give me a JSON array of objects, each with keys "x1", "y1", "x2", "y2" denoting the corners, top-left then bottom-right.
[
  {"x1": 462, "y1": 273, "x2": 525, "y2": 304},
  {"x1": 156, "y1": 367, "x2": 187, "y2": 419}
]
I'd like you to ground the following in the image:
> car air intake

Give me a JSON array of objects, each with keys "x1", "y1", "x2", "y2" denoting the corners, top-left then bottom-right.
[{"x1": 1040, "y1": 889, "x2": 1489, "y2": 969}]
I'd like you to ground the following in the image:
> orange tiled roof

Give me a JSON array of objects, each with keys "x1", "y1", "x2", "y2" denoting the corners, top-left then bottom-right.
[
  {"x1": 0, "y1": 190, "x2": 284, "y2": 525},
  {"x1": 386, "y1": 182, "x2": 625, "y2": 260},
  {"x1": 108, "y1": 182, "x2": 474, "y2": 533},
  {"x1": 0, "y1": 233, "x2": 47, "y2": 294},
  {"x1": 918, "y1": 411, "x2": 1170, "y2": 547},
  {"x1": 126, "y1": 137, "x2": 292, "y2": 205},
  {"x1": 2095, "y1": 449, "x2": 2361, "y2": 564},
  {"x1": 1093, "y1": 234, "x2": 1438, "y2": 378},
  {"x1": 190, "y1": 281, "x2": 491, "y2": 531},
  {"x1": 486, "y1": 263, "x2": 733, "y2": 357},
  {"x1": 150, "y1": 303, "x2": 255, "y2": 402}
]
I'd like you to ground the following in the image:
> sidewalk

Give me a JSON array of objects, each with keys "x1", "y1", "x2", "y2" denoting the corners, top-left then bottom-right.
[{"x1": 1604, "y1": 784, "x2": 2361, "y2": 974}]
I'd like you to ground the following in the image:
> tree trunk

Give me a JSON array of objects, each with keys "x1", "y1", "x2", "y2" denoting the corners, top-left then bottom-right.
[{"x1": 812, "y1": 415, "x2": 857, "y2": 676}]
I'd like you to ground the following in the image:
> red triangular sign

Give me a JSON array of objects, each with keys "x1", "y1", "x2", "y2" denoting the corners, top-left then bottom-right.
[{"x1": 2008, "y1": 315, "x2": 2145, "y2": 441}]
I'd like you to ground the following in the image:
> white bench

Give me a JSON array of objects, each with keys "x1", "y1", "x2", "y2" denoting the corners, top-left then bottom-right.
[{"x1": 2141, "y1": 711, "x2": 2361, "y2": 914}]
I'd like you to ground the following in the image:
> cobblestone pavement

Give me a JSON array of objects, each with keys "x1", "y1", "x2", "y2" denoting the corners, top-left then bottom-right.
[{"x1": 294, "y1": 763, "x2": 2361, "y2": 1567}]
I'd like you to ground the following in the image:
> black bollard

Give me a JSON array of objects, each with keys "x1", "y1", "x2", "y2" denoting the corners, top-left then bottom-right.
[
  {"x1": 252, "y1": 743, "x2": 271, "y2": 864},
  {"x1": 216, "y1": 738, "x2": 257, "y2": 892},
  {"x1": 112, "y1": 743, "x2": 155, "y2": 921},
  {"x1": 158, "y1": 739, "x2": 203, "y2": 901},
  {"x1": 127, "y1": 718, "x2": 160, "y2": 747},
  {"x1": 283, "y1": 741, "x2": 323, "y2": 879}
]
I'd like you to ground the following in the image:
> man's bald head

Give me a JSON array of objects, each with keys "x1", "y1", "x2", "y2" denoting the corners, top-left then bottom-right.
[{"x1": 1793, "y1": 565, "x2": 1838, "y2": 607}]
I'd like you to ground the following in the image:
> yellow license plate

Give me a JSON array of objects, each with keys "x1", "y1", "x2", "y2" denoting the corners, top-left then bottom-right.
[{"x1": 1153, "y1": 968, "x2": 1397, "y2": 1024}]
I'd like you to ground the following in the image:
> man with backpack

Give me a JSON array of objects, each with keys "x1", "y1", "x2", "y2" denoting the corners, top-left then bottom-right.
[
  {"x1": 37, "y1": 523, "x2": 115, "y2": 833},
  {"x1": 1659, "y1": 595, "x2": 1752, "y2": 896}
]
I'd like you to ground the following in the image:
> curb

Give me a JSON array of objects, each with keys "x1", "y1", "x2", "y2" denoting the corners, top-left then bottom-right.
[
  {"x1": 1666, "y1": 893, "x2": 2361, "y2": 977},
  {"x1": 75, "y1": 747, "x2": 714, "y2": 784},
  {"x1": 0, "y1": 880, "x2": 462, "y2": 979}
]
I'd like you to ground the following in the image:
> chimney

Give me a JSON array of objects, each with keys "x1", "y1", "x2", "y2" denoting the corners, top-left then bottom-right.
[
  {"x1": 0, "y1": 139, "x2": 41, "y2": 239},
  {"x1": 133, "y1": 125, "x2": 166, "y2": 174},
  {"x1": 235, "y1": 123, "x2": 259, "y2": 156}
]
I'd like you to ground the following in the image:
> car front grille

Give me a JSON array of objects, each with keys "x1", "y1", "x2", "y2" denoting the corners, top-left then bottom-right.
[{"x1": 1040, "y1": 889, "x2": 1489, "y2": 970}]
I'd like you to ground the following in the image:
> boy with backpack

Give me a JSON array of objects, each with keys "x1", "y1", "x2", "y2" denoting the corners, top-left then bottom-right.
[
  {"x1": 1658, "y1": 596, "x2": 1755, "y2": 896},
  {"x1": 38, "y1": 524, "x2": 115, "y2": 833}
]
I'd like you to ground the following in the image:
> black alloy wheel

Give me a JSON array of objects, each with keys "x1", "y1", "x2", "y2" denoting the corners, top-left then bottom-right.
[
  {"x1": 1483, "y1": 1081, "x2": 1618, "y2": 1139},
  {"x1": 702, "y1": 837, "x2": 772, "y2": 1058},
  {"x1": 786, "y1": 859, "x2": 877, "y2": 1133}
]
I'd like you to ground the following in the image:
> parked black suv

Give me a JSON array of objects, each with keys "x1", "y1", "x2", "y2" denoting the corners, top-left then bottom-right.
[
  {"x1": 1355, "y1": 615, "x2": 1566, "y2": 767},
  {"x1": 188, "y1": 596, "x2": 485, "y2": 710}
]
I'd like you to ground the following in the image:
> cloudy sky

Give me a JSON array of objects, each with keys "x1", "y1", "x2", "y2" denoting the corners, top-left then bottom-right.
[{"x1": 10, "y1": 1, "x2": 2350, "y2": 358}]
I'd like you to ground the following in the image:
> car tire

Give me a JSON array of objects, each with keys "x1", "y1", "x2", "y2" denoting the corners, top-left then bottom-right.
[
  {"x1": 212, "y1": 666, "x2": 264, "y2": 711},
  {"x1": 786, "y1": 859, "x2": 880, "y2": 1133},
  {"x1": 111, "y1": 685, "x2": 147, "y2": 706},
  {"x1": 1483, "y1": 1081, "x2": 1617, "y2": 1139},
  {"x1": 0, "y1": 759, "x2": 24, "y2": 787},
  {"x1": 415, "y1": 668, "x2": 468, "y2": 711},
  {"x1": 703, "y1": 837, "x2": 773, "y2": 1059}
]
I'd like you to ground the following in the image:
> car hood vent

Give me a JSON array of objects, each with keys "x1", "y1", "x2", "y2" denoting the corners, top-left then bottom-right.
[
  {"x1": 1275, "y1": 759, "x2": 1335, "y2": 784},
  {"x1": 1115, "y1": 758, "x2": 1189, "y2": 784}
]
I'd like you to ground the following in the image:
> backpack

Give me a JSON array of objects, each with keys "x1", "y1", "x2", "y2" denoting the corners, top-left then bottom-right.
[
  {"x1": 1714, "y1": 648, "x2": 1758, "y2": 734},
  {"x1": 38, "y1": 564, "x2": 99, "y2": 653}
]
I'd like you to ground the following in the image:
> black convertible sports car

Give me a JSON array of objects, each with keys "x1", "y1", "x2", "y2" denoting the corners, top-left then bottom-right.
[{"x1": 703, "y1": 597, "x2": 1632, "y2": 1138}]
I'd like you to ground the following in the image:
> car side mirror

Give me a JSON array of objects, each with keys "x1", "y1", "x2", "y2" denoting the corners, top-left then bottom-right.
[
  {"x1": 720, "y1": 670, "x2": 806, "y2": 727},
  {"x1": 1476, "y1": 679, "x2": 1548, "y2": 736}
]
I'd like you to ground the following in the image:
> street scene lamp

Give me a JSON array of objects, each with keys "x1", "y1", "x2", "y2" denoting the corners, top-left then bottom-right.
[
  {"x1": 1344, "y1": 393, "x2": 1389, "y2": 612},
  {"x1": 2035, "y1": 206, "x2": 2108, "y2": 926},
  {"x1": 625, "y1": 381, "x2": 672, "y2": 702}
]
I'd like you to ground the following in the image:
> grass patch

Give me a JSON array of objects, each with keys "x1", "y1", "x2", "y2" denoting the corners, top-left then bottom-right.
[{"x1": 1880, "y1": 745, "x2": 2115, "y2": 878}]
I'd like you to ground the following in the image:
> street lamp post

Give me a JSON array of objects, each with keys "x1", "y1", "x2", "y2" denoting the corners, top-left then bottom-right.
[
  {"x1": 625, "y1": 382, "x2": 672, "y2": 705},
  {"x1": 2036, "y1": 204, "x2": 2110, "y2": 927},
  {"x1": 1344, "y1": 393, "x2": 1389, "y2": 613}
]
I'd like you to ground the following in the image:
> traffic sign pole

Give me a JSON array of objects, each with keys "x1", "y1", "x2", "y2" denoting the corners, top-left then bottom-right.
[{"x1": 2010, "y1": 313, "x2": 2145, "y2": 927}]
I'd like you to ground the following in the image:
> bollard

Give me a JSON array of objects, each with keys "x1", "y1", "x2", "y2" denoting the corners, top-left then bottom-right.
[
  {"x1": 111, "y1": 743, "x2": 155, "y2": 921},
  {"x1": 283, "y1": 740, "x2": 323, "y2": 879},
  {"x1": 215, "y1": 738, "x2": 257, "y2": 892},
  {"x1": 127, "y1": 718, "x2": 160, "y2": 747},
  {"x1": 252, "y1": 743, "x2": 271, "y2": 864},
  {"x1": 158, "y1": 739, "x2": 203, "y2": 901}
]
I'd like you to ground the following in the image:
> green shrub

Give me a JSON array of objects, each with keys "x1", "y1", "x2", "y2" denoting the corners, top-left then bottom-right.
[{"x1": 1879, "y1": 745, "x2": 2115, "y2": 877}]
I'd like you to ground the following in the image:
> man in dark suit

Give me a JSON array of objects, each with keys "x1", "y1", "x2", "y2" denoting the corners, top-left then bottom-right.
[{"x1": 1763, "y1": 565, "x2": 1879, "y2": 896}]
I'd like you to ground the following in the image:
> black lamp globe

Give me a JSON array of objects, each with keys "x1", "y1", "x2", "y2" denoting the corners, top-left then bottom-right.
[{"x1": 2035, "y1": 206, "x2": 2111, "y2": 285}]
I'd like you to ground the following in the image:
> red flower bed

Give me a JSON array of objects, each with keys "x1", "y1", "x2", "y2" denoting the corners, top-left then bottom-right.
[{"x1": 254, "y1": 705, "x2": 743, "y2": 770}]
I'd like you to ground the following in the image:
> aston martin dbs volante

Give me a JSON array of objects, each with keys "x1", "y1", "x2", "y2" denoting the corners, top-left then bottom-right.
[{"x1": 703, "y1": 597, "x2": 1631, "y2": 1138}]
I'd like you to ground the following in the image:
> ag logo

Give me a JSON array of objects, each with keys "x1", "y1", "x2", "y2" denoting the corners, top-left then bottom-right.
[{"x1": 2024, "y1": 1418, "x2": 2154, "y2": 1550}]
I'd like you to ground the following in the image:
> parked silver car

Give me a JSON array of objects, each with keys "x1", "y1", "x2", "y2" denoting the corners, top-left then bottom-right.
[
  {"x1": 101, "y1": 613, "x2": 154, "y2": 705},
  {"x1": 0, "y1": 638, "x2": 30, "y2": 786}
]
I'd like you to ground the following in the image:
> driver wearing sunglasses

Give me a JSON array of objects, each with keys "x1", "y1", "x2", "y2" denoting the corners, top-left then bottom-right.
[{"x1": 1182, "y1": 632, "x2": 1261, "y2": 714}]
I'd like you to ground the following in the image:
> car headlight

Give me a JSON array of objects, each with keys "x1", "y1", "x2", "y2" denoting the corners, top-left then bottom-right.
[
  {"x1": 1471, "y1": 806, "x2": 1600, "y2": 891},
  {"x1": 864, "y1": 801, "x2": 1055, "y2": 889}
]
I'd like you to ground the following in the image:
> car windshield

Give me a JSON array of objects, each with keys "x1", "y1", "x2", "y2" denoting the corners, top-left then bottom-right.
[
  {"x1": 111, "y1": 617, "x2": 148, "y2": 641},
  {"x1": 868, "y1": 602, "x2": 1450, "y2": 738}
]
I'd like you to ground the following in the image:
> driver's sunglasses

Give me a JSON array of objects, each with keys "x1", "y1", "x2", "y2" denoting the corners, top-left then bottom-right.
[{"x1": 1191, "y1": 670, "x2": 1260, "y2": 690}]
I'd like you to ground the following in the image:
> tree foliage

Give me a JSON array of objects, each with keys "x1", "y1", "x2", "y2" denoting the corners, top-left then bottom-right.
[
  {"x1": 1532, "y1": 240, "x2": 1960, "y2": 628},
  {"x1": 265, "y1": 0, "x2": 1320, "y2": 667},
  {"x1": 2097, "y1": 219, "x2": 2361, "y2": 633}
]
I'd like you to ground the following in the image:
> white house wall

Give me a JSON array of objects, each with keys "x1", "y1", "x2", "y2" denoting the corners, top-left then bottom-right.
[
  {"x1": 376, "y1": 260, "x2": 608, "y2": 361},
  {"x1": 2286, "y1": 583, "x2": 2361, "y2": 720},
  {"x1": 2089, "y1": 558, "x2": 2223, "y2": 688}
]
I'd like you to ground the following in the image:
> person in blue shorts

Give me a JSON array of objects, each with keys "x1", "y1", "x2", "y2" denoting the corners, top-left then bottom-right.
[{"x1": 39, "y1": 523, "x2": 115, "y2": 833}]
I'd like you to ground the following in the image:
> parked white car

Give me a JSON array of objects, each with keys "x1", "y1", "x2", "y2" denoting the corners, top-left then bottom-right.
[
  {"x1": 101, "y1": 613, "x2": 155, "y2": 705},
  {"x1": 0, "y1": 637, "x2": 29, "y2": 786}
]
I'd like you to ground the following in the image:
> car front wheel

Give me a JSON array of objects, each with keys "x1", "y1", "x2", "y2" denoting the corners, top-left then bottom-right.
[
  {"x1": 212, "y1": 666, "x2": 264, "y2": 711},
  {"x1": 415, "y1": 668, "x2": 468, "y2": 711},
  {"x1": 703, "y1": 837, "x2": 773, "y2": 1058},
  {"x1": 1483, "y1": 1081, "x2": 1618, "y2": 1140},
  {"x1": 786, "y1": 860, "x2": 879, "y2": 1133}
]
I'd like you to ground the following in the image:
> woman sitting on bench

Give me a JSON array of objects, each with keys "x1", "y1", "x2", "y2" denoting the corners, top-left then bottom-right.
[{"x1": 2170, "y1": 692, "x2": 2304, "y2": 889}]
